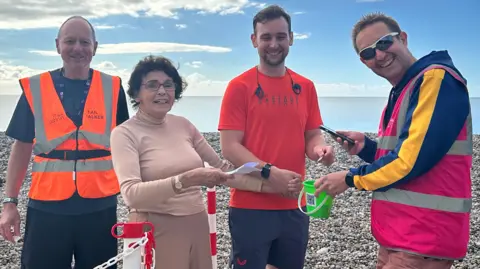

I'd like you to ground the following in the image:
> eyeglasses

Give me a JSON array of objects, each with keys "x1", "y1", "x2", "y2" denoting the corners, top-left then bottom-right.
[
  {"x1": 359, "y1": 32, "x2": 399, "y2": 61},
  {"x1": 142, "y1": 80, "x2": 176, "y2": 92}
]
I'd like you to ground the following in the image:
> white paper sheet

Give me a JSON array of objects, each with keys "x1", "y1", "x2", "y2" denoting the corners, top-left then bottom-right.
[{"x1": 226, "y1": 162, "x2": 261, "y2": 175}]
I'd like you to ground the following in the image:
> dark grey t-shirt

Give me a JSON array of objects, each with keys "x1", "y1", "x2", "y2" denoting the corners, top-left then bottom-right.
[{"x1": 5, "y1": 68, "x2": 130, "y2": 215}]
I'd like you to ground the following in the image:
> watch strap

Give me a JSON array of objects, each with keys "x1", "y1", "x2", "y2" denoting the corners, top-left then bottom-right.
[{"x1": 2, "y1": 197, "x2": 18, "y2": 205}]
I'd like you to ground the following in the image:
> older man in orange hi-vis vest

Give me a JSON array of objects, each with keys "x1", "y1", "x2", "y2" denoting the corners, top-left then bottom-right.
[{"x1": 0, "y1": 16, "x2": 130, "y2": 269}]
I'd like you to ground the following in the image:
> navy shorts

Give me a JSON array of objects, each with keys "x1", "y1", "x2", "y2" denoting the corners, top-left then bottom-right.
[
  {"x1": 20, "y1": 206, "x2": 117, "y2": 269},
  {"x1": 228, "y1": 207, "x2": 309, "y2": 269}
]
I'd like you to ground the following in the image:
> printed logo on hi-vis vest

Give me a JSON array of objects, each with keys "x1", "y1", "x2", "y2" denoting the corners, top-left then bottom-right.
[
  {"x1": 49, "y1": 113, "x2": 66, "y2": 124},
  {"x1": 86, "y1": 109, "x2": 104, "y2": 120}
]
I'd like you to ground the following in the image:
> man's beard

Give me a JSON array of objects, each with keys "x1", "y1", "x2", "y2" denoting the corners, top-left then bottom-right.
[{"x1": 262, "y1": 52, "x2": 287, "y2": 67}]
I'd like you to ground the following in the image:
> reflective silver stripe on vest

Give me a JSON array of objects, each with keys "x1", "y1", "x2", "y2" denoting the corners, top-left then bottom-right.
[
  {"x1": 377, "y1": 135, "x2": 472, "y2": 155},
  {"x1": 29, "y1": 72, "x2": 115, "y2": 155},
  {"x1": 373, "y1": 188, "x2": 472, "y2": 213},
  {"x1": 32, "y1": 159, "x2": 113, "y2": 172},
  {"x1": 373, "y1": 65, "x2": 473, "y2": 214}
]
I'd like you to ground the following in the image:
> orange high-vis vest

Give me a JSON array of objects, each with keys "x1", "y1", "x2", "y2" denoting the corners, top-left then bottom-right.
[{"x1": 20, "y1": 70, "x2": 121, "y2": 201}]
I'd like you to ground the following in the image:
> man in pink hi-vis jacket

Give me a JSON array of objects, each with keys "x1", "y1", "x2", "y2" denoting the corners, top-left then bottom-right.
[{"x1": 313, "y1": 12, "x2": 472, "y2": 269}]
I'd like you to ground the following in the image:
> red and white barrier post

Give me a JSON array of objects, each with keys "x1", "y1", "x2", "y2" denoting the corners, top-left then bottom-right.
[
  {"x1": 204, "y1": 162, "x2": 218, "y2": 269},
  {"x1": 101, "y1": 222, "x2": 156, "y2": 269},
  {"x1": 207, "y1": 186, "x2": 217, "y2": 269}
]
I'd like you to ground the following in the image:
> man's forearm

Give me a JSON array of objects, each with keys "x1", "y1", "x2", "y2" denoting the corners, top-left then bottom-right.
[
  {"x1": 305, "y1": 129, "x2": 326, "y2": 160},
  {"x1": 5, "y1": 141, "x2": 33, "y2": 198},
  {"x1": 222, "y1": 142, "x2": 266, "y2": 178},
  {"x1": 223, "y1": 142, "x2": 283, "y2": 193}
]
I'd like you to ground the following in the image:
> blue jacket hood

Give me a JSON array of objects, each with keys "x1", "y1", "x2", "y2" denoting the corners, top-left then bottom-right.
[{"x1": 394, "y1": 50, "x2": 467, "y2": 92}]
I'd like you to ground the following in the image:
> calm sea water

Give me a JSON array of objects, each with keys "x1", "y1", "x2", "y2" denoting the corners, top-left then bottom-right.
[{"x1": 1, "y1": 95, "x2": 479, "y2": 134}]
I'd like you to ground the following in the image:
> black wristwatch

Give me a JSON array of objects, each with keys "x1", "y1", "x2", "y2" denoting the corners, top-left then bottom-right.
[
  {"x1": 345, "y1": 171, "x2": 354, "y2": 187},
  {"x1": 261, "y1": 163, "x2": 272, "y2": 179}
]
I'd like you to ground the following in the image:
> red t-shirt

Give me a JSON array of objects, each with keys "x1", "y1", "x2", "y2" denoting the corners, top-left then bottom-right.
[{"x1": 218, "y1": 67, "x2": 323, "y2": 210}]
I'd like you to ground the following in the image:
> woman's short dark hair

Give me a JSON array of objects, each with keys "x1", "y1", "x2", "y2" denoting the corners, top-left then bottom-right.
[{"x1": 127, "y1": 55, "x2": 187, "y2": 109}]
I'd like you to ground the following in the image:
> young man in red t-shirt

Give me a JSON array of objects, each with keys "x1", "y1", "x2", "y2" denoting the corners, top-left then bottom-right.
[{"x1": 218, "y1": 5, "x2": 335, "y2": 269}]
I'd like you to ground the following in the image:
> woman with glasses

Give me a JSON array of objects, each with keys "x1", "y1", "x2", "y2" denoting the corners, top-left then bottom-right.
[{"x1": 109, "y1": 55, "x2": 280, "y2": 269}]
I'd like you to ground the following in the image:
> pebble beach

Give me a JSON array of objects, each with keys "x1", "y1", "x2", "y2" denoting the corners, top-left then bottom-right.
[{"x1": 0, "y1": 131, "x2": 479, "y2": 269}]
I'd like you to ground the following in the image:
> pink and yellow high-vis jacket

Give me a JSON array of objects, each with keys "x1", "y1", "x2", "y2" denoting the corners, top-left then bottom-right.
[{"x1": 347, "y1": 51, "x2": 472, "y2": 260}]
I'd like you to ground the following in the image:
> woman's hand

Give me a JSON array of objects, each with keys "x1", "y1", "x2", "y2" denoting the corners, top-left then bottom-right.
[{"x1": 181, "y1": 167, "x2": 234, "y2": 188}]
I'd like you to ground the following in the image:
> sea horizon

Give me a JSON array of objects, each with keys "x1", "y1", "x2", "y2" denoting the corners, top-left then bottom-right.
[{"x1": 1, "y1": 95, "x2": 479, "y2": 134}]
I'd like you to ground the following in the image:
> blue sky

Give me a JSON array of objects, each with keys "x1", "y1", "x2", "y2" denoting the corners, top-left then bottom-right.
[{"x1": 0, "y1": 0, "x2": 478, "y2": 97}]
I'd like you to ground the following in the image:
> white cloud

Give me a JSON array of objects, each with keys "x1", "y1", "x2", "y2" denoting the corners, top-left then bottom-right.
[
  {"x1": 93, "y1": 61, "x2": 132, "y2": 85},
  {"x1": 98, "y1": 24, "x2": 137, "y2": 30},
  {"x1": 293, "y1": 11, "x2": 306, "y2": 15},
  {"x1": 94, "y1": 61, "x2": 118, "y2": 69},
  {"x1": 294, "y1": 32, "x2": 311, "y2": 40},
  {"x1": 184, "y1": 73, "x2": 229, "y2": 96},
  {"x1": 0, "y1": 61, "x2": 44, "y2": 94},
  {"x1": 175, "y1": 24, "x2": 188, "y2": 29},
  {"x1": 197, "y1": 1, "x2": 265, "y2": 15},
  {"x1": 0, "y1": 61, "x2": 35, "y2": 80},
  {"x1": 246, "y1": 2, "x2": 267, "y2": 9},
  {"x1": 94, "y1": 24, "x2": 116, "y2": 30},
  {"x1": 0, "y1": 0, "x2": 265, "y2": 30},
  {"x1": 29, "y1": 42, "x2": 232, "y2": 56},
  {"x1": 185, "y1": 61, "x2": 203, "y2": 68}
]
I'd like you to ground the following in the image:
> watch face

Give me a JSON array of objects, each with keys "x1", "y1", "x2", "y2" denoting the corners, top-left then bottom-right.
[
  {"x1": 174, "y1": 177, "x2": 182, "y2": 189},
  {"x1": 261, "y1": 164, "x2": 271, "y2": 179}
]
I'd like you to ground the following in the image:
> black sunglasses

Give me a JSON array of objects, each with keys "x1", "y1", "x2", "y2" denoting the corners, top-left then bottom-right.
[{"x1": 359, "y1": 32, "x2": 399, "y2": 60}]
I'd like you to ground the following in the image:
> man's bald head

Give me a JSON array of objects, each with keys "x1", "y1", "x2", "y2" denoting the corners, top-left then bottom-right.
[
  {"x1": 55, "y1": 15, "x2": 98, "y2": 78},
  {"x1": 57, "y1": 16, "x2": 96, "y2": 42}
]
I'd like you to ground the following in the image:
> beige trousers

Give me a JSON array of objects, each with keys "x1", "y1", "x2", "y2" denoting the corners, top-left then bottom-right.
[
  {"x1": 129, "y1": 210, "x2": 212, "y2": 269},
  {"x1": 376, "y1": 246, "x2": 454, "y2": 269}
]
